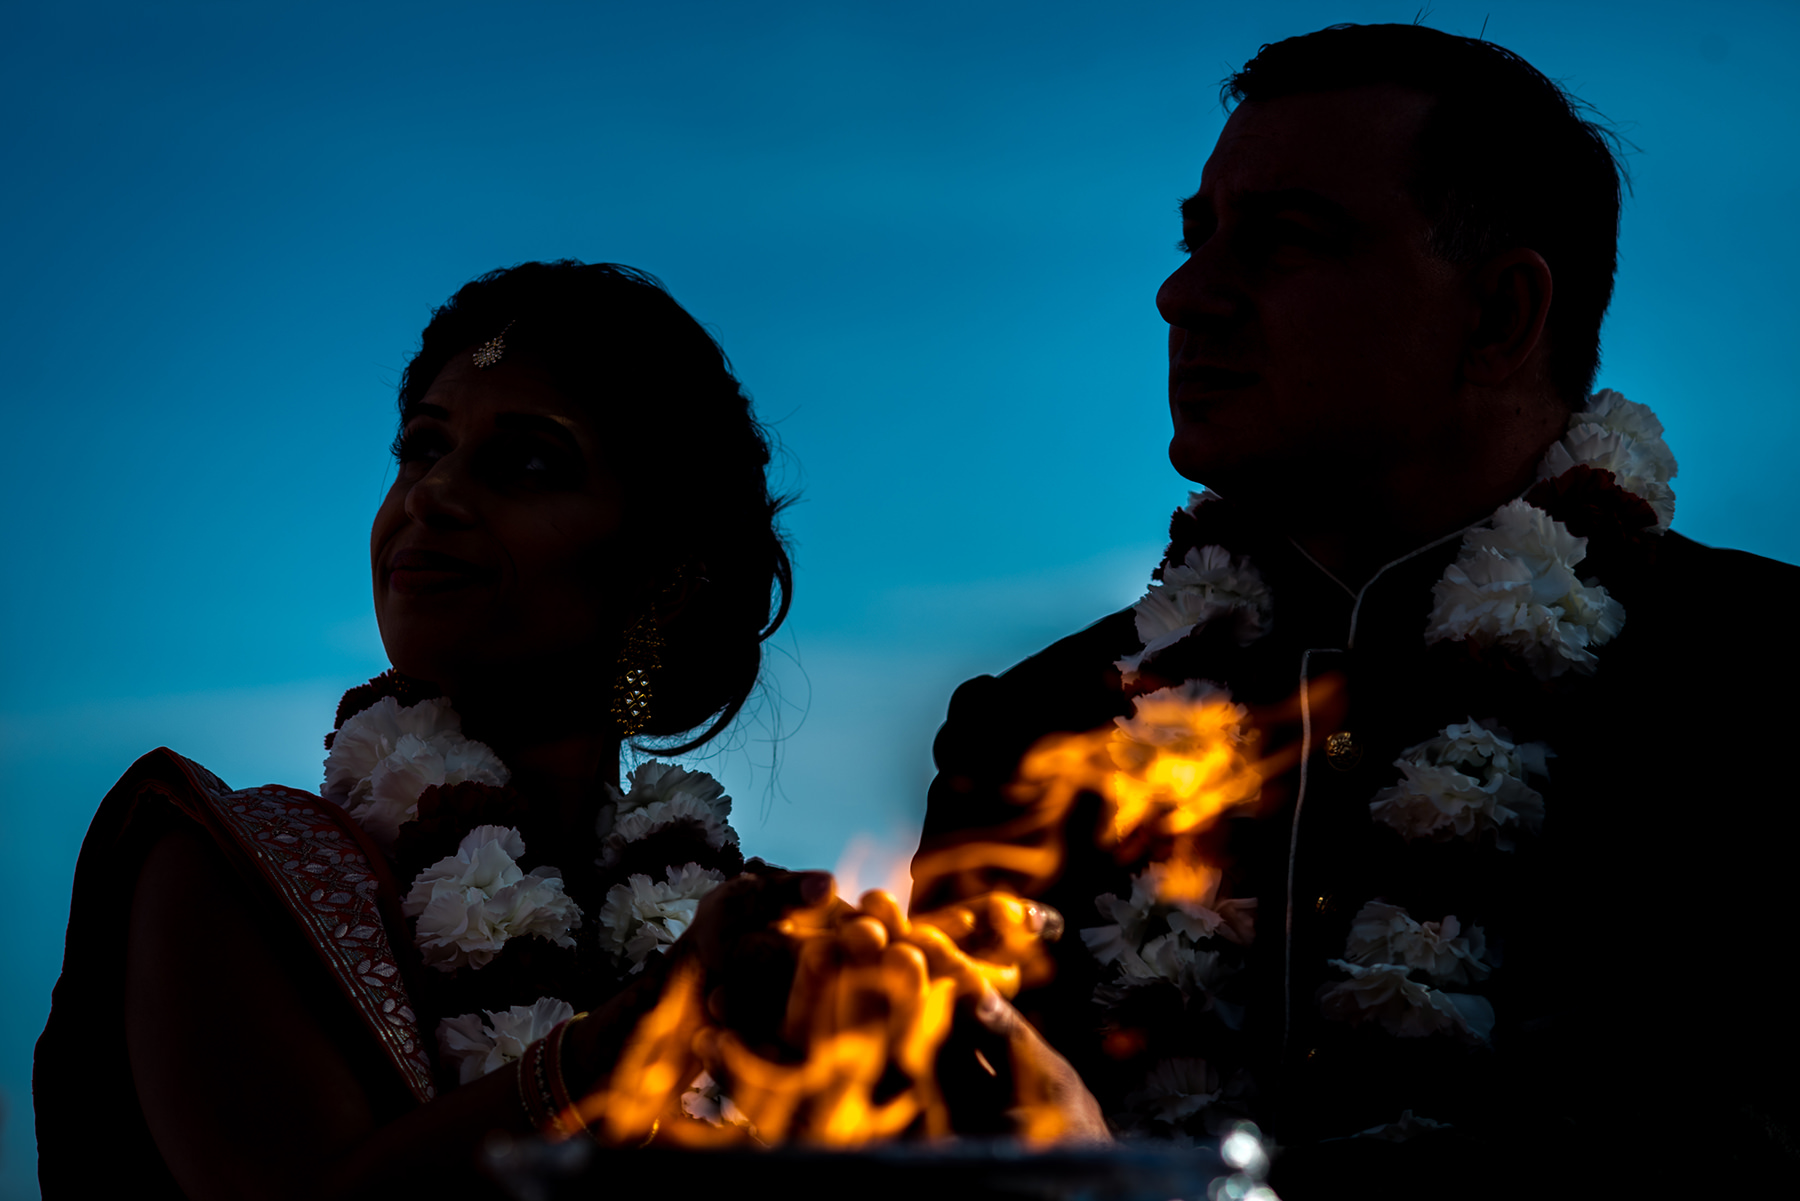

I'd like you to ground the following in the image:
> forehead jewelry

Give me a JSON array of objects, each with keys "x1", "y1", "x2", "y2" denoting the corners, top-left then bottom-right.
[{"x1": 471, "y1": 320, "x2": 516, "y2": 369}]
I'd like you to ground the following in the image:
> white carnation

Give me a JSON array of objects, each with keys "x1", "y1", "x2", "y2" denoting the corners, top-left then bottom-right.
[
  {"x1": 1123, "y1": 1057, "x2": 1222, "y2": 1124},
  {"x1": 1182, "y1": 489, "x2": 1222, "y2": 516},
  {"x1": 680, "y1": 1070, "x2": 754, "y2": 1128},
  {"x1": 1080, "y1": 870, "x2": 1161, "y2": 967},
  {"x1": 606, "y1": 761, "x2": 731, "y2": 822},
  {"x1": 1082, "y1": 861, "x2": 1253, "y2": 1004},
  {"x1": 1127, "y1": 933, "x2": 1223, "y2": 995},
  {"x1": 436, "y1": 996, "x2": 575, "y2": 1085},
  {"x1": 1370, "y1": 719, "x2": 1549, "y2": 847},
  {"x1": 1342, "y1": 901, "x2": 1492, "y2": 987},
  {"x1": 402, "y1": 825, "x2": 582, "y2": 972},
  {"x1": 1116, "y1": 545, "x2": 1273, "y2": 682},
  {"x1": 1425, "y1": 500, "x2": 1626, "y2": 679},
  {"x1": 597, "y1": 762, "x2": 739, "y2": 866},
  {"x1": 1320, "y1": 959, "x2": 1494, "y2": 1043},
  {"x1": 1540, "y1": 389, "x2": 1678, "y2": 530},
  {"x1": 322, "y1": 696, "x2": 509, "y2": 846},
  {"x1": 1112, "y1": 679, "x2": 1251, "y2": 753},
  {"x1": 599, "y1": 862, "x2": 726, "y2": 969}
]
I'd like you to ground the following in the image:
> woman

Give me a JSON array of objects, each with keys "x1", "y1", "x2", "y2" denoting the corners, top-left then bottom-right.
[{"x1": 34, "y1": 260, "x2": 818, "y2": 1199}]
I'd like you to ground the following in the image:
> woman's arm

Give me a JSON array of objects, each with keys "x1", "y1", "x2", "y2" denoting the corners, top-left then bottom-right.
[
  {"x1": 126, "y1": 826, "x2": 584, "y2": 1200},
  {"x1": 124, "y1": 832, "x2": 819, "y2": 1200}
]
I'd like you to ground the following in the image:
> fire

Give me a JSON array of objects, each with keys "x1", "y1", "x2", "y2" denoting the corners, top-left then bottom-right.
[
  {"x1": 915, "y1": 682, "x2": 1270, "y2": 907},
  {"x1": 1103, "y1": 684, "x2": 1263, "y2": 842},
  {"x1": 833, "y1": 832, "x2": 917, "y2": 912},
  {"x1": 574, "y1": 684, "x2": 1271, "y2": 1148},
  {"x1": 576, "y1": 886, "x2": 1065, "y2": 1148}
]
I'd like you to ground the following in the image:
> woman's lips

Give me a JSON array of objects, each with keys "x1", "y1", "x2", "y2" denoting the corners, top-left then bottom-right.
[{"x1": 386, "y1": 549, "x2": 495, "y2": 595}]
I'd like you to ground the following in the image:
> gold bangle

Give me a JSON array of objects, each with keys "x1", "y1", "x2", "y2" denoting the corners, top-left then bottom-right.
[
  {"x1": 516, "y1": 1016, "x2": 594, "y2": 1141},
  {"x1": 545, "y1": 1013, "x2": 599, "y2": 1144},
  {"x1": 518, "y1": 1029, "x2": 565, "y2": 1137}
]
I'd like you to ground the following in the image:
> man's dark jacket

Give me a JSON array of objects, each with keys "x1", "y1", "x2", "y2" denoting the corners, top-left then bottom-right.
[{"x1": 915, "y1": 497, "x2": 1800, "y2": 1197}]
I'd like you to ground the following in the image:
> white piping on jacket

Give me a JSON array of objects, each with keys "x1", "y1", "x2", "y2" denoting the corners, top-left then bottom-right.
[{"x1": 1279, "y1": 515, "x2": 1484, "y2": 1053}]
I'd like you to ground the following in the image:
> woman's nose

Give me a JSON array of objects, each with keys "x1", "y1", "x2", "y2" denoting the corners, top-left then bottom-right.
[{"x1": 403, "y1": 455, "x2": 480, "y2": 529}]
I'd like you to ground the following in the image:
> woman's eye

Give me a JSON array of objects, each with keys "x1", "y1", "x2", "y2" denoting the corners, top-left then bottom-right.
[
  {"x1": 392, "y1": 429, "x2": 446, "y2": 465},
  {"x1": 498, "y1": 441, "x2": 578, "y2": 488}
]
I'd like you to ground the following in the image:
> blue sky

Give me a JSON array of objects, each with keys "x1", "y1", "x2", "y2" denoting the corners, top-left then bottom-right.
[{"x1": 3, "y1": 1, "x2": 1796, "y2": 1193}]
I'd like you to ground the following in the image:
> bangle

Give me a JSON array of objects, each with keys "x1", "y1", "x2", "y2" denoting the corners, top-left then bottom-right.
[
  {"x1": 546, "y1": 1013, "x2": 600, "y2": 1143},
  {"x1": 516, "y1": 1015, "x2": 594, "y2": 1142}
]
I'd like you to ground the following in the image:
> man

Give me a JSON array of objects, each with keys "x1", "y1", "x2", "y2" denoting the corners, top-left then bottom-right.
[{"x1": 913, "y1": 24, "x2": 1799, "y2": 1196}]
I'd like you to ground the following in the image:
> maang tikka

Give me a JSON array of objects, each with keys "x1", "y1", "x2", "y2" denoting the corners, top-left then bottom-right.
[{"x1": 472, "y1": 320, "x2": 516, "y2": 369}]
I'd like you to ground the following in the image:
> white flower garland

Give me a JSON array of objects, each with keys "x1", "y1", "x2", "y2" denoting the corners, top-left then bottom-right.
[
  {"x1": 1539, "y1": 389, "x2": 1678, "y2": 530},
  {"x1": 402, "y1": 824, "x2": 582, "y2": 972},
  {"x1": 1426, "y1": 391, "x2": 1675, "y2": 680},
  {"x1": 1369, "y1": 719, "x2": 1549, "y2": 849},
  {"x1": 1113, "y1": 393, "x2": 1674, "y2": 684},
  {"x1": 1121, "y1": 1057, "x2": 1223, "y2": 1126},
  {"x1": 599, "y1": 862, "x2": 728, "y2": 970},
  {"x1": 437, "y1": 996, "x2": 575, "y2": 1084},
  {"x1": 1082, "y1": 861, "x2": 1256, "y2": 1003},
  {"x1": 322, "y1": 696, "x2": 509, "y2": 847},
  {"x1": 1096, "y1": 393, "x2": 1674, "y2": 1075},
  {"x1": 1116, "y1": 545, "x2": 1274, "y2": 684},
  {"x1": 598, "y1": 760, "x2": 739, "y2": 868},
  {"x1": 1424, "y1": 499, "x2": 1627, "y2": 679},
  {"x1": 325, "y1": 692, "x2": 745, "y2": 1086},
  {"x1": 1320, "y1": 901, "x2": 1494, "y2": 1044}
]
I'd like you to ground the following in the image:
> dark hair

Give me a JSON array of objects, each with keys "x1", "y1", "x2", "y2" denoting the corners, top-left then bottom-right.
[
  {"x1": 399, "y1": 260, "x2": 793, "y2": 753},
  {"x1": 1224, "y1": 23, "x2": 1626, "y2": 404}
]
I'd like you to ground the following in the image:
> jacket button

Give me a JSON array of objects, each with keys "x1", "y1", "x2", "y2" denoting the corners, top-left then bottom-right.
[{"x1": 1325, "y1": 731, "x2": 1363, "y2": 771}]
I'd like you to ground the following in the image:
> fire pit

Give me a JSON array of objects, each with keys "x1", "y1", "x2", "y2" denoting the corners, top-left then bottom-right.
[{"x1": 484, "y1": 1136, "x2": 1241, "y2": 1201}]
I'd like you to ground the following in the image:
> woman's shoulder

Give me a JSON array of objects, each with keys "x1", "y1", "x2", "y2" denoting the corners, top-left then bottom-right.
[{"x1": 80, "y1": 747, "x2": 437, "y2": 1102}]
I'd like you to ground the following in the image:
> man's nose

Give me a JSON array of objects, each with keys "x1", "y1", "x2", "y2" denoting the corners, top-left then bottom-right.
[
  {"x1": 1156, "y1": 248, "x2": 1240, "y2": 331},
  {"x1": 403, "y1": 455, "x2": 480, "y2": 529}
]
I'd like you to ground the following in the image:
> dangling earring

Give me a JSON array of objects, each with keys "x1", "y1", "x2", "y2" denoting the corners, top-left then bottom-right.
[{"x1": 611, "y1": 613, "x2": 664, "y2": 740}]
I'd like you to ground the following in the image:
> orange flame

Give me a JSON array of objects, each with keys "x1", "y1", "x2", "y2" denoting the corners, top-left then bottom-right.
[
  {"x1": 576, "y1": 686, "x2": 1275, "y2": 1148},
  {"x1": 914, "y1": 686, "x2": 1271, "y2": 908},
  {"x1": 576, "y1": 885, "x2": 1067, "y2": 1148}
]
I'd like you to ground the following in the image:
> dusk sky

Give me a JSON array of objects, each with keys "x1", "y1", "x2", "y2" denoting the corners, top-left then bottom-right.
[{"x1": 3, "y1": 2, "x2": 1796, "y2": 1192}]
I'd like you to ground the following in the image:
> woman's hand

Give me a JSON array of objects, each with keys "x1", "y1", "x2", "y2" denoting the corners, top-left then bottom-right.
[{"x1": 560, "y1": 863, "x2": 837, "y2": 1097}]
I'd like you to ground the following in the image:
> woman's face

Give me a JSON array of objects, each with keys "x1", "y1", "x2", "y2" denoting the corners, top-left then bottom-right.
[{"x1": 371, "y1": 350, "x2": 626, "y2": 702}]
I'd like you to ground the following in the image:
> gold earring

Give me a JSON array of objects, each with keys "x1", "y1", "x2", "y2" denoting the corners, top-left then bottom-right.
[{"x1": 611, "y1": 614, "x2": 664, "y2": 740}]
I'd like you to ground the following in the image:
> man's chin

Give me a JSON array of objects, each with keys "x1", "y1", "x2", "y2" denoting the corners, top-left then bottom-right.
[{"x1": 1167, "y1": 432, "x2": 1259, "y2": 491}]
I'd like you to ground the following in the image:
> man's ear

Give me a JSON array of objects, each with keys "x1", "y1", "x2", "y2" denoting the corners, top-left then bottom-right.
[{"x1": 1464, "y1": 247, "x2": 1553, "y2": 387}]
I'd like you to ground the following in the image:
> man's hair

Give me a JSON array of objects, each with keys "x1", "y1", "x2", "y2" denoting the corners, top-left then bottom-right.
[{"x1": 1225, "y1": 24, "x2": 1626, "y2": 404}]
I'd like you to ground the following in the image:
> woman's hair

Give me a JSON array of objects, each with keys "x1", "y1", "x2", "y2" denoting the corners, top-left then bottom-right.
[{"x1": 398, "y1": 259, "x2": 793, "y2": 753}]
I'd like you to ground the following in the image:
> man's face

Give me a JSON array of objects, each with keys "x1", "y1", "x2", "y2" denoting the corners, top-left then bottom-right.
[{"x1": 1159, "y1": 85, "x2": 1472, "y2": 497}]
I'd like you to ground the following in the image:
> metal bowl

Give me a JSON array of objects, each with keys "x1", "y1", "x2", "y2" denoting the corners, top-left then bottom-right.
[{"x1": 483, "y1": 1136, "x2": 1237, "y2": 1201}]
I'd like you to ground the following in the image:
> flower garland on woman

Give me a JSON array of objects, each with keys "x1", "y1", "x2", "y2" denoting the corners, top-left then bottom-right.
[{"x1": 322, "y1": 670, "x2": 748, "y2": 1088}]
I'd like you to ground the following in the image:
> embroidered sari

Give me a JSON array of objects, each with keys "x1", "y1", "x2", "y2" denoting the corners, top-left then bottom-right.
[{"x1": 34, "y1": 748, "x2": 434, "y2": 1197}]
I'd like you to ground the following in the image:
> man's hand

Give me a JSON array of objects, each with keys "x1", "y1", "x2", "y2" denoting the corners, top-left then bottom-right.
[{"x1": 970, "y1": 989, "x2": 1112, "y2": 1144}]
